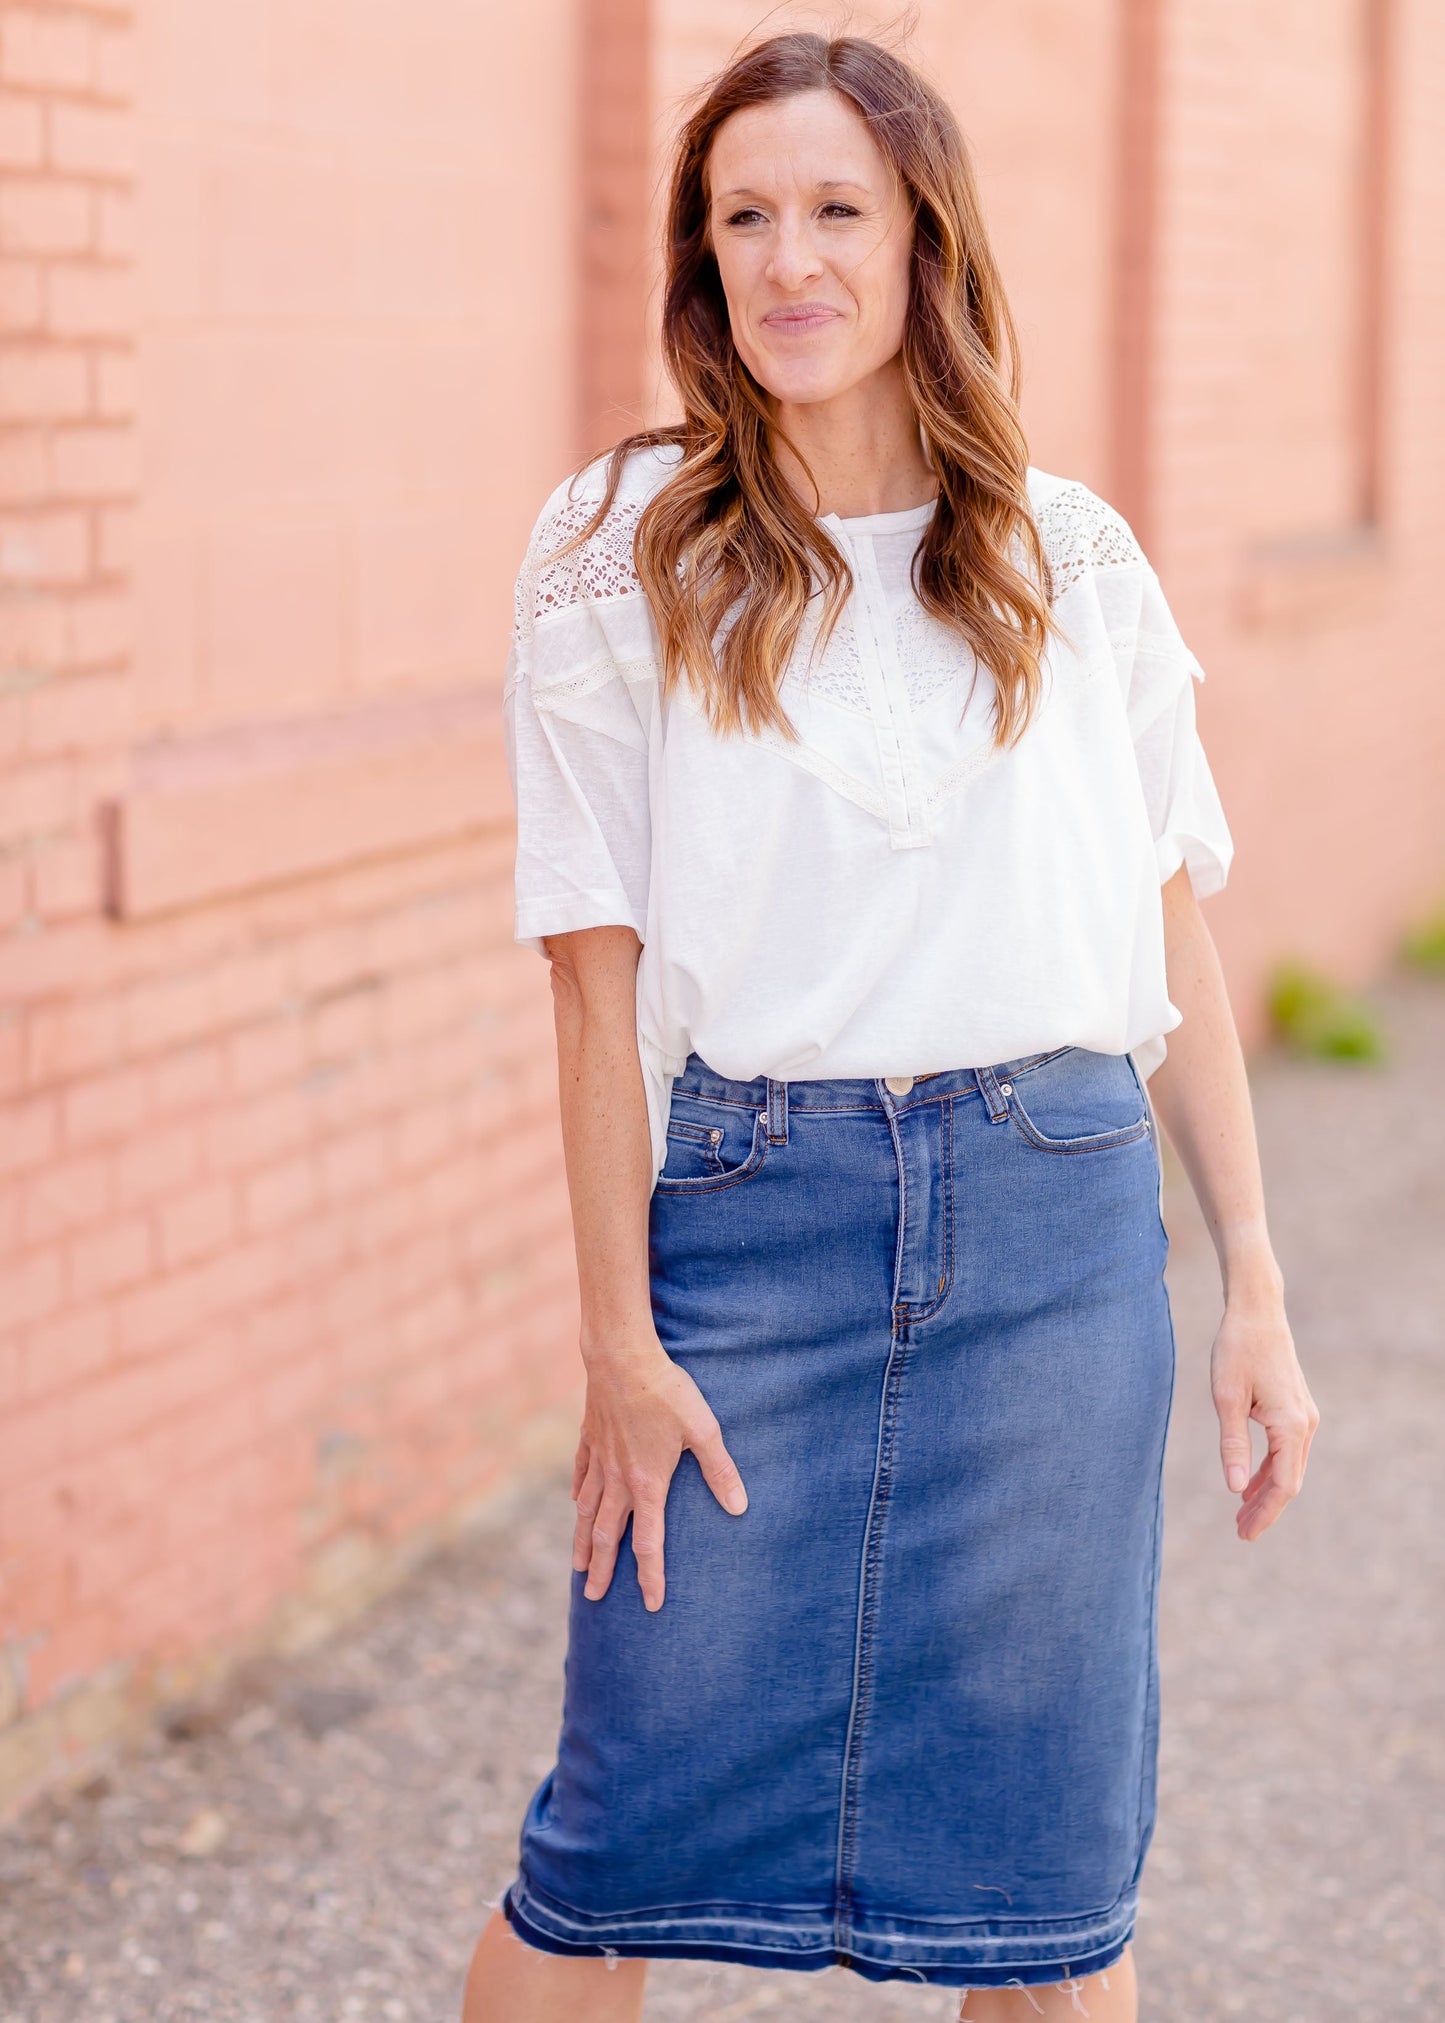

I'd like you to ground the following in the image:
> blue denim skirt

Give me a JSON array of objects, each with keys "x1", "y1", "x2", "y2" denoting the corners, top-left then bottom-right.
[{"x1": 503, "y1": 1043, "x2": 1176, "y2": 1988}]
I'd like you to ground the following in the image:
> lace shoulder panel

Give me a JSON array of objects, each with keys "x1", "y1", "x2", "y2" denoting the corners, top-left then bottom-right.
[
  {"x1": 521, "y1": 493, "x2": 646, "y2": 625},
  {"x1": 516, "y1": 443, "x2": 684, "y2": 630},
  {"x1": 1032, "y1": 480, "x2": 1145, "y2": 600}
]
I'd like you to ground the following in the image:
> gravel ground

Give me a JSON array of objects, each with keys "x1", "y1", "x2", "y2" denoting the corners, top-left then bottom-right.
[{"x1": 2, "y1": 965, "x2": 1441, "y2": 2023}]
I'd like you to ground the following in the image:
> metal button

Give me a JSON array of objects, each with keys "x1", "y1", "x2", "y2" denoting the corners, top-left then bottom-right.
[
  {"x1": 884, "y1": 1075, "x2": 915, "y2": 1096},
  {"x1": 999, "y1": 1082, "x2": 1013, "y2": 1095}
]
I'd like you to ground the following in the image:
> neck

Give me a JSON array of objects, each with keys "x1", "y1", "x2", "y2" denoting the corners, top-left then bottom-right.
[{"x1": 769, "y1": 358, "x2": 936, "y2": 520}]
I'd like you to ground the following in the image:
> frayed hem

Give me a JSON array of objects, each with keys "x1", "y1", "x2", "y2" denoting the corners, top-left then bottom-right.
[{"x1": 502, "y1": 1883, "x2": 1134, "y2": 1990}]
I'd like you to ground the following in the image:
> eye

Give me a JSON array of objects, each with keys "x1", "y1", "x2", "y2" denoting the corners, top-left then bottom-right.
[
  {"x1": 723, "y1": 207, "x2": 767, "y2": 228},
  {"x1": 820, "y1": 202, "x2": 861, "y2": 220}
]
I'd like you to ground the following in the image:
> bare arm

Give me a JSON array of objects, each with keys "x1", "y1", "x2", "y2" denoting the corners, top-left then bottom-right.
[
  {"x1": 1146, "y1": 866, "x2": 1320, "y2": 1541},
  {"x1": 545, "y1": 925, "x2": 748, "y2": 1612}
]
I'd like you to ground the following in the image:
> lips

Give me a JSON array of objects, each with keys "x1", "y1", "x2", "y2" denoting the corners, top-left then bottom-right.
[{"x1": 760, "y1": 303, "x2": 841, "y2": 332}]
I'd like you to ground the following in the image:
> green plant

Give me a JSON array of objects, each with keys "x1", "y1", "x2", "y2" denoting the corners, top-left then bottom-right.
[
  {"x1": 1266, "y1": 960, "x2": 1387, "y2": 1062},
  {"x1": 1401, "y1": 903, "x2": 1445, "y2": 972}
]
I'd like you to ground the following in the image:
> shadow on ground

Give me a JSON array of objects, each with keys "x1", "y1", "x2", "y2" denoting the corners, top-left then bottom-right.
[{"x1": 2, "y1": 968, "x2": 1441, "y2": 2023}]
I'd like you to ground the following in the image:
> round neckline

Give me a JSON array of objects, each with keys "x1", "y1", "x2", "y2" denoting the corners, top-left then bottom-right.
[{"x1": 819, "y1": 496, "x2": 939, "y2": 536}]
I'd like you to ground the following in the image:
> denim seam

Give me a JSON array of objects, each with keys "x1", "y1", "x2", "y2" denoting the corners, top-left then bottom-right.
[
  {"x1": 836, "y1": 1333, "x2": 906, "y2": 1948},
  {"x1": 836, "y1": 1093, "x2": 912, "y2": 1945},
  {"x1": 894, "y1": 1092, "x2": 955, "y2": 1324},
  {"x1": 1129, "y1": 1281, "x2": 1176, "y2": 1888},
  {"x1": 1007, "y1": 1112, "x2": 1152, "y2": 1156},
  {"x1": 508, "y1": 1867, "x2": 1140, "y2": 1944},
  {"x1": 651, "y1": 1109, "x2": 770, "y2": 1193}
]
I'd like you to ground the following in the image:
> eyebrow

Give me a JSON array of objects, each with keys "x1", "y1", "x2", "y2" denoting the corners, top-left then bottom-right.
[{"x1": 713, "y1": 178, "x2": 872, "y2": 202}]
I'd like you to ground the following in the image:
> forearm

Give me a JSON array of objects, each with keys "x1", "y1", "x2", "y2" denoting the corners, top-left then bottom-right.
[
  {"x1": 1146, "y1": 872, "x2": 1284, "y2": 1311},
  {"x1": 547, "y1": 934, "x2": 659, "y2": 1361}
]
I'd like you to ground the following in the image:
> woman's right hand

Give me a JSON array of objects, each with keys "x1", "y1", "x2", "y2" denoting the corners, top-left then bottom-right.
[{"x1": 571, "y1": 1338, "x2": 749, "y2": 1613}]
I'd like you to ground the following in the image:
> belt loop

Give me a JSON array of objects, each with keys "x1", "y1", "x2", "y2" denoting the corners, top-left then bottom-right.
[
  {"x1": 766, "y1": 1076, "x2": 789, "y2": 1145},
  {"x1": 974, "y1": 1062, "x2": 1011, "y2": 1124}
]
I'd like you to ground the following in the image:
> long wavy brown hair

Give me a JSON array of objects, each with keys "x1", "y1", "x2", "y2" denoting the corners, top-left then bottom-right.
[{"x1": 553, "y1": 30, "x2": 1065, "y2": 749}]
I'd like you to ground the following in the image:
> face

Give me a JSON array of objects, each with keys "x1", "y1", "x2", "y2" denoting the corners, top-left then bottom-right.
[{"x1": 706, "y1": 88, "x2": 915, "y2": 409}]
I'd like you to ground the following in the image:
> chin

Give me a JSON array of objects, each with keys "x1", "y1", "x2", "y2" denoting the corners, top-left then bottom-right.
[{"x1": 751, "y1": 360, "x2": 854, "y2": 408}]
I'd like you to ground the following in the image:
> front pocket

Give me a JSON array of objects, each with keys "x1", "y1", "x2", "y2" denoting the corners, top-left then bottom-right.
[
  {"x1": 661, "y1": 1116, "x2": 726, "y2": 1178},
  {"x1": 653, "y1": 1098, "x2": 770, "y2": 1193},
  {"x1": 1004, "y1": 1048, "x2": 1152, "y2": 1156}
]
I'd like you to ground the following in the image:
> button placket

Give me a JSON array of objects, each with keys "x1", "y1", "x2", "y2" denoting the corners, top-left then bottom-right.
[{"x1": 842, "y1": 530, "x2": 925, "y2": 850}]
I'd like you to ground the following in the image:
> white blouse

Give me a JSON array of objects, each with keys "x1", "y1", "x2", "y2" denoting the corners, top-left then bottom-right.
[{"x1": 502, "y1": 444, "x2": 1234, "y2": 1191}]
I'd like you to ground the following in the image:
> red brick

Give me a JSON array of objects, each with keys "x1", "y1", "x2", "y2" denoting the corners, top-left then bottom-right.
[
  {"x1": 0, "y1": 1012, "x2": 22, "y2": 1093},
  {"x1": 242, "y1": 1155, "x2": 316, "y2": 1233},
  {"x1": 92, "y1": 346, "x2": 135, "y2": 419},
  {"x1": 45, "y1": 261, "x2": 134, "y2": 338},
  {"x1": 202, "y1": 1089, "x2": 308, "y2": 1175},
  {"x1": 29, "y1": 830, "x2": 99, "y2": 918},
  {"x1": 211, "y1": 948, "x2": 289, "y2": 1026},
  {"x1": 0, "y1": 425, "x2": 48, "y2": 498},
  {"x1": 158, "y1": 1181, "x2": 235, "y2": 1267},
  {"x1": 0, "y1": 178, "x2": 92, "y2": 256},
  {"x1": 67, "y1": 1212, "x2": 150, "y2": 1298},
  {"x1": 63, "y1": 586, "x2": 130, "y2": 665},
  {"x1": 23, "y1": 991, "x2": 124, "y2": 1083},
  {"x1": 113, "y1": 1238, "x2": 283, "y2": 1359},
  {"x1": 73, "y1": 1510, "x2": 165, "y2": 1610},
  {"x1": 3, "y1": 918, "x2": 115, "y2": 1000},
  {"x1": 0, "y1": 256, "x2": 43, "y2": 328},
  {"x1": 122, "y1": 968, "x2": 216, "y2": 1054},
  {"x1": 24, "y1": 667, "x2": 132, "y2": 755},
  {"x1": 146, "y1": 1041, "x2": 224, "y2": 1117},
  {"x1": 0, "y1": 1245, "x2": 63, "y2": 1331},
  {"x1": 318, "y1": 1123, "x2": 389, "y2": 1204},
  {"x1": 66, "y1": 1355, "x2": 180, "y2": 1459},
  {"x1": 23, "y1": 1303, "x2": 112, "y2": 1399},
  {"x1": 104, "y1": 1133, "x2": 185, "y2": 1228},
  {"x1": 48, "y1": 102, "x2": 134, "y2": 181},
  {"x1": 0, "y1": 507, "x2": 89, "y2": 584},
  {"x1": 0, "y1": 760, "x2": 75, "y2": 849},
  {"x1": 0, "y1": 1333, "x2": 21, "y2": 1411},
  {"x1": 0, "y1": 10, "x2": 92, "y2": 92},
  {"x1": 62, "y1": 1062, "x2": 146, "y2": 1147},
  {"x1": 226, "y1": 1017, "x2": 306, "y2": 1096},
  {"x1": 51, "y1": 424, "x2": 136, "y2": 499},
  {"x1": 0, "y1": 95, "x2": 44, "y2": 169},
  {"x1": 0, "y1": 855, "x2": 26, "y2": 927},
  {"x1": 20, "y1": 1147, "x2": 108, "y2": 1241},
  {"x1": 91, "y1": 22, "x2": 136, "y2": 101},
  {"x1": 0, "y1": 592, "x2": 67, "y2": 670},
  {"x1": 95, "y1": 503, "x2": 132, "y2": 574},
  {"x1": 0, "y1": 1391, "x2": 69, "y2": 1488},
  {"x1": 94, "y1": 185, "x2": 134, "y2": 259},
  {"x1": 0, "y1": 344, "x2": 88, "y2": 421},
  {"x1": 0, "y1": 1092, "x2": 57, "y2": 1175}
]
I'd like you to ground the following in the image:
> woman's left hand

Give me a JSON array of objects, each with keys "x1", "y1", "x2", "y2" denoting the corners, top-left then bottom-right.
[{"x1": 1210, "y1": 1296, "x2": 1320, "y2": 1542}]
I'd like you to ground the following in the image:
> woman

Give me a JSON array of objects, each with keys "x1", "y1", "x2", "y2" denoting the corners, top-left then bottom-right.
[{"x1": 465, "y1": 31, "x2": 1317, "y2": 2023}]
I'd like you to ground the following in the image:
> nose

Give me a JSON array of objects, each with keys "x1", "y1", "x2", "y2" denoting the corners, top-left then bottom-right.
[{"x1": 765, "y1": 215, "x2": 825, "y2": 291}]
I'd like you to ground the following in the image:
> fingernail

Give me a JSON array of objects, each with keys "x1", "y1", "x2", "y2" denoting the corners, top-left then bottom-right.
[
  {"x1": 726, "y1": 1488, "x2": 748, "y2": 1515},
  {"x1": 1227, "y1": 1465, "x2": 1246, "y2": 1492}
]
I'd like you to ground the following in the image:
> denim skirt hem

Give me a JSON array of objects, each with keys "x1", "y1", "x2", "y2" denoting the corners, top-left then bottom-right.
[
  {"x1": 502, "y1": 1870, "x2": 1137, "y2": 1988},
  {"x1": 505, "y1": 1044, "x2": 1176, "y2": 1992}
]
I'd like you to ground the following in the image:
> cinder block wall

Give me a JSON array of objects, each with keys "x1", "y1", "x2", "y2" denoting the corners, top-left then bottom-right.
[{"x1": 2, "y1": 0, "x2": 1443, "y2": 1817}]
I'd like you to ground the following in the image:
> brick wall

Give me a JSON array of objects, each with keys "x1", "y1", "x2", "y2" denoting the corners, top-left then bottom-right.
[{"x1": 0, "y1": 0, "x2": 586, "y2": 1813}]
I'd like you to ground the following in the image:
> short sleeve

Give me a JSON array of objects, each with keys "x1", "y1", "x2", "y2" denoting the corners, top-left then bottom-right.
[
  {"x1": 1045, "y1": 484, "x2": 1235, "y2": 899},
  {"x1": 501, "y1": 483, "x2": 658, "y2": 956},
  {"x1": 1111, "y1": 563, "x2": 1234, "y2": 897}
]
